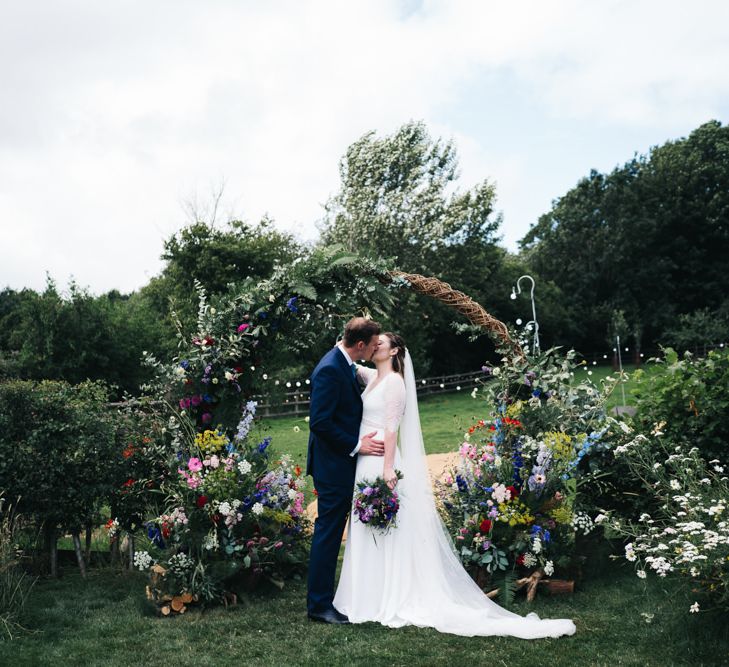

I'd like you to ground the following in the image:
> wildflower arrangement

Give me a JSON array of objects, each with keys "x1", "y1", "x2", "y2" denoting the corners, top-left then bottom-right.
[
  {"x1": 109, "y1": 401, "x2": 173, "y2": 540},
  {"x1": 353, "y1": 472, "x2": 404, "y2": 534},
  {"x1": 608, "y1": 429, "x2": 729, "y2": 613},
  {"x1": 130, "y1": 401, "x2": 310, "y2": 610},
  {"x1": 439, "y1": 346, "x2": 625, "y2": 587}
]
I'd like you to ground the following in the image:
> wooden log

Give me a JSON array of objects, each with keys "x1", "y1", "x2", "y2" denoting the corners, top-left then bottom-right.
[
  {"x1": 72, "y1": 532, "x2": 87, "y2": 578},
  {"x1": 543, "y1": 579, "x2": 575, "y2": 595},
  {"x1": 526, "y1": 570, "x2": 543, "y2": 602}
]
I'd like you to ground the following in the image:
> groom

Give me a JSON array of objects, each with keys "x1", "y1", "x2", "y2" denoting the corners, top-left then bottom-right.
[{"x1": 306, "y1": 317, "x2": 384, "y2": 624}]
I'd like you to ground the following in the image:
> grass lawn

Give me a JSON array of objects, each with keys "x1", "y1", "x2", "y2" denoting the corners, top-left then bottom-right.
[
  {"x1": 254, "y1": 364, "x2": 648, "y2": 464},
  {"x1": 4, "y1": 559, "x2": 727, "y2": 666}
]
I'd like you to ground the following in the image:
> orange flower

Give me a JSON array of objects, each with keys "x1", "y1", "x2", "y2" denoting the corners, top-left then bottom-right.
[{"x1": 122, "y1": 445, "x2": 137, "y2": 459}]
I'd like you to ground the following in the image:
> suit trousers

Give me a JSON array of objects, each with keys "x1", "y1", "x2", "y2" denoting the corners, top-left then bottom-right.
[{"x1": 306, "y1": 481, "x2": 353, "y2": 614}]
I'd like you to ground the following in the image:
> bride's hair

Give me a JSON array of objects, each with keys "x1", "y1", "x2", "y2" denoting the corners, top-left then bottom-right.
[{"x1": 383, "y1": 332, "x2": 406, "y2": 376}]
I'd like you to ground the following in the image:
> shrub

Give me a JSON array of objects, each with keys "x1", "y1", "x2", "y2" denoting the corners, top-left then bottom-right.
[
  {"x1": 609, "y1": 431, "x2": 729, "y2": 613},
  {"x1": 631, "y1": 348, "x2": 729, "y2": 463},
  {"x1": 0, "y1": 379, "x2": 117, "y2": 568}
]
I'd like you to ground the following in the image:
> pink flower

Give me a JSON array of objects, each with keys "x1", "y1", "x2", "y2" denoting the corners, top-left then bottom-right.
[
  {"x1": 186, "y1": 476, "x2": 201, "y2": 490},
  {"x1": 188, "y1": 457, "x2": 203, "y2": 472},
  {"x1": 179, "y1": 397, "x2": 191, "y2": 409},
  {"x1": 237, "y1": 323, "x2": 250, "y2": 333},
  {"x1": 201, "y1": 413, "x2": 212, "y2": 424},
  {"x1": 191, "y1": 395, "x2": 202, "y2": 407}
]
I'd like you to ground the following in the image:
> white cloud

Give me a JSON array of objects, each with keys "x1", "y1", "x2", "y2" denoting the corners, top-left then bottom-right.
[{"x1": 1, "y1": 0, "x2": 727, "y2": 292}]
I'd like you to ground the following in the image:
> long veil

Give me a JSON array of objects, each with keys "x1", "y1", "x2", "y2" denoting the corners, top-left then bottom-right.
[{"x1": 387, "y1": 351, "x2": 576, "y2": 638}]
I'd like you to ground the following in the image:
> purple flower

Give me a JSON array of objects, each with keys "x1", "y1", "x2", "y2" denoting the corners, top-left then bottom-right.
[
  {"x1": 362, "y1": 486, "x2": 374, "y2": 497},
  {"x1": 286, "y1": 296, "x2": 299, "y2": 313}
]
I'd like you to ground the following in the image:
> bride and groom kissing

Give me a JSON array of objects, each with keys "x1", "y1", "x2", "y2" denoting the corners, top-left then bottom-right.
[{"x1": 305, "y1": 317, "x2": 576, "y2": 639}]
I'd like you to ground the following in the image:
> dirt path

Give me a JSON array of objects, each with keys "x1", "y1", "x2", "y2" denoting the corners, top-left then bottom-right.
[{"x1": 305, "y1": 451, "x2": 460, "y2": 541}]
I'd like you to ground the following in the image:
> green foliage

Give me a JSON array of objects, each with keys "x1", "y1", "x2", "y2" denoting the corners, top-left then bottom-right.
[
  {"x1": 147, "y1": 217, "x2": 303, "y2": 334},
  {"x1": 0, "y1": 379, "x2": 117, "y2": 533},
  {"x1": 0, "y1": 281, "x2": 171, "y2": 398},
  {"x1": 521, "y1": 120, "x2": 729, "y2": 354},
  {"x1": 320, "y1": 120, "x2": 526, "y2": 374},
  {"x1": 143, "y1": 246, "x2": 397, "y2": 432},
  {"x1": 631, "y1": 347, "x2": 729, "y2": 462},
  {"x1": 609, "y1": 433, "x2": 729, "y2": 612},
  {"x1": 109, "y1": 400, "x2": 177, "y2": 535},
  {"x1": 661, "y1": 308, "x2": 729, "y2": 354}
]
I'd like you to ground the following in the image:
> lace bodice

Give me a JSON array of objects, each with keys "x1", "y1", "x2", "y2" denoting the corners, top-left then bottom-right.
[{"x1": 357, "y1": 367, "x2": 406, "y2": 435}]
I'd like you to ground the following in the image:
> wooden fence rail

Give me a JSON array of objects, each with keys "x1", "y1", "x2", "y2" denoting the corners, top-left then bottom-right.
[{"x1": 256, "y1": 370, "x2": 486, "y2": 418}]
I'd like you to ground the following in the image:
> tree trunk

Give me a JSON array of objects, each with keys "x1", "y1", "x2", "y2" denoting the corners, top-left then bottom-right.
[
  {"x1": 48, "y1": 526, "x2": 58, "y2": 578},
  {"x1": 110, "y1": 535, "x2": 120, "y2": 566},
  {"x1": 128, "y1": 534, "x2": 135, "y2": 571},
  {"x1": 84, "y1": 522, "x2": 93, "y2": 565},
  {"x1": 72, "y1": 532, "x2": 87, "y2": 578}
]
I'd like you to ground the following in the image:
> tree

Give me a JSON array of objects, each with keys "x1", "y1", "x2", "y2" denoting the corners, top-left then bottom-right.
[
  {"x1": 520, "y1": 120, "x2": 729, "y2": 354},
  {"x1": 320, "y1": 121, "x2": 516, "y2": 373},
  {"x1": 142, "y1": 217, "x2": 303, "y2": 334}
]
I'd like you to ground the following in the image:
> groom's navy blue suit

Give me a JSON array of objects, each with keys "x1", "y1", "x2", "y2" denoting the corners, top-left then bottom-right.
[{"x1": 306, "y1": 346, "x2": 362, "y2": 614}]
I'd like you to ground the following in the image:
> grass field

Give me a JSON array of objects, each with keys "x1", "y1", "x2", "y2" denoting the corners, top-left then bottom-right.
[
  {"x1": 3, "y1": 556, "x2": 728, "y2": 666},
  {"x1": 254, "y1": 364, "x2": 645, "y2": 465}
]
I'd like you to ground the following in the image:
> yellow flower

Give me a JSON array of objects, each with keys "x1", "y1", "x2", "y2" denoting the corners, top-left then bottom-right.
[{"x1": 195, "y1": 430, "x2": 230, "y2": 454}]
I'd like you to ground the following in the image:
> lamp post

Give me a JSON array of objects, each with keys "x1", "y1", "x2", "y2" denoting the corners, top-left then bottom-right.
[{"x1": 511, "y1": 275, "x2": 540, "y2": 355}]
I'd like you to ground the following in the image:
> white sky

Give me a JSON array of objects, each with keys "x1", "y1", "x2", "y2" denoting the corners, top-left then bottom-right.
[{"x1": 1, "y1": 0, "x2": 728, "y2": 294}]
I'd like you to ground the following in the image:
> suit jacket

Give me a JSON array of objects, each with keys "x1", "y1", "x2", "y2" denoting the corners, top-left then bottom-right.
[{"x1": 306, "y1": 346, "x2": 362, "y2": 489}]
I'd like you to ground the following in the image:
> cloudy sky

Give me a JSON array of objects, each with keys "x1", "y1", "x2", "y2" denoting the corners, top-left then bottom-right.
[{"x1": 2, "y1": 1, "x2": 728, "y2": 294}]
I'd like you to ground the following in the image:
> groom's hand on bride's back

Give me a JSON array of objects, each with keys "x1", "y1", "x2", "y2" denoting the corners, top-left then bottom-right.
[{"x1": 358, "y1": 431, "x2": 385, "y2": 456}]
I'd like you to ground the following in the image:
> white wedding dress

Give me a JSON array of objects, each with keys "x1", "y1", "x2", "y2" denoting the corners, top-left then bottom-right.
[{"x1": 333, "y1": 353, "x2": 576, "y2": 639}]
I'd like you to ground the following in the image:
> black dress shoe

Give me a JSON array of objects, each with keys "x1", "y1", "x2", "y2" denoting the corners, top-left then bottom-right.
[{"x1": 307, "y1": 608, "x2": 351, "y2": 624}]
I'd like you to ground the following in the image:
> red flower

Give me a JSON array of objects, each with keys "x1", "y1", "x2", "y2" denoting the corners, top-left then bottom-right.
[
  {"x1": 204, "y1": 336, "x2": 215, "y2": 346},
  {"x1": 489, "y1": 425, "x2": 496, "y2": 431},
  {"x1": 196, "y1": 495, "x2": 209, "y2": 508},
  {"x1": 161, "y1": 522, "x2": 171, "y2": 539},
  {"x1": 516, "y1": 553, "x2": 526, "y2": 566},
  {"x1": 506, "y1": 485, "x2": 519, "y2": 498},
  {"x1": 313, "y1": 489, "x2": 318, "y2": 497},
  {"x1": 122, "y1": 478, "x2": 135, "y2": 487},
  {"x1": 294, "y1": 465, "x2": 302, "y2": 477},
  {"x1": 479, "y1": 519, "x2": 492, "y2": 533},
  {"x1": 122, "y1": 445, "x2": 136, "y2": 459}
]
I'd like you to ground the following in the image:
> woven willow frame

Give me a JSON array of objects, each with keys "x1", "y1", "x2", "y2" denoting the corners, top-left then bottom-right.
[{"x1": 384, "y1": 271, "x2": 525, "y2": 360}]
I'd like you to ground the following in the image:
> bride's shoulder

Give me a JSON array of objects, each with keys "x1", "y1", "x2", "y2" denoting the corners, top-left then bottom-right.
[{"x1": 385, "y1": 372, "x2": 406, "y2": 387}]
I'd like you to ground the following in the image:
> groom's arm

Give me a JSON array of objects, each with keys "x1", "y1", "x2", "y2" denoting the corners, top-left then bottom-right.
[{"x1": 309, "y1": 365, "x2": 359, "y2": 455}]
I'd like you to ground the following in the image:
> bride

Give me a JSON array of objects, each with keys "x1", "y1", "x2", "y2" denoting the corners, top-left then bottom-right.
[{"x1": 333, "y1": 332, "x2": 576, "y2": 639}]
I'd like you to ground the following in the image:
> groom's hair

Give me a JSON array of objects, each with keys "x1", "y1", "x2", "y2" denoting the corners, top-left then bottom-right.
[{"x1": 342, "y1": 317, "x2": 381, "y2": 347}]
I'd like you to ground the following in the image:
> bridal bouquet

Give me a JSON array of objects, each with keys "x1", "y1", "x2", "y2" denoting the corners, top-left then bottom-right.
[{"x1": 353, "y1": 472, "x2": 404, "y2": 533}]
